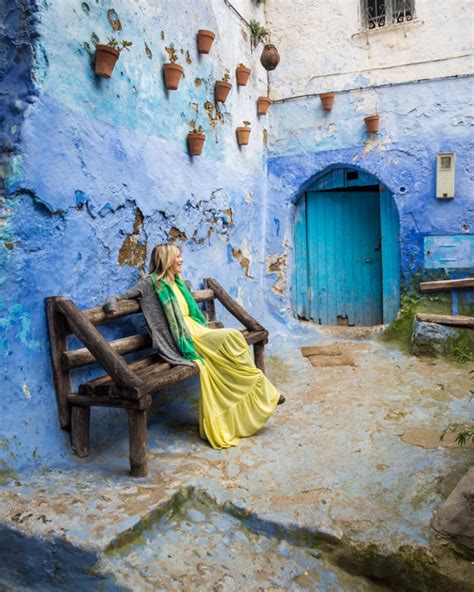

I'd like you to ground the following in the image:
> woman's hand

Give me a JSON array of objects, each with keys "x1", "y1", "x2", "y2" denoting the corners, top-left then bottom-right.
[{"x1": 106, "y1": 310, "x2": 118, "y2": 318}]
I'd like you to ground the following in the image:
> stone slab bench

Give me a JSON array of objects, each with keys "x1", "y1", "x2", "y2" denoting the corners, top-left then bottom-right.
[{"x1": 45, "y1": 278, "x2": 268, "y2": 477}]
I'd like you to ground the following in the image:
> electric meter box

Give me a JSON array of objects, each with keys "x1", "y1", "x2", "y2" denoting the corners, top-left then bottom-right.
[{"x1": 436, "y1": 152, "x2": 455, "y2": 199}]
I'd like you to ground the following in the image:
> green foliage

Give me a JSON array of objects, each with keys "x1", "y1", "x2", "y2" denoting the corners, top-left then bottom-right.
[
  {"x1": 107, "y1": 37, "x2": 133, "y2": 53},
  {"x1": 165, "y1": 44, "x2": 179, "y2": 63},
  {"x1": 242, "y1": 120, "x2": 251, "y2": 127},
  {"x1": 249, "y1": 19, "x2": 267, "y2": 43},
  {"x1": 222, "y1": 70, "x2": 231, "y2": 82},
  {"x1": 440, "y1": 423, "x2": 474, "y2": 446}
]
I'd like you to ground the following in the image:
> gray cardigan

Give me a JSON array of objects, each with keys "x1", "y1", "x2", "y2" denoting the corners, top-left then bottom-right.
[{"x1": 103, "y1": 277, "x2": 195, "y2": 368}]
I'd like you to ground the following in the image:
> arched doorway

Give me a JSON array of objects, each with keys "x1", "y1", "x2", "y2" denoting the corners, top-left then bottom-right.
[{"x1": 293, "y1": 167, "x2": 400, "y2": 326}]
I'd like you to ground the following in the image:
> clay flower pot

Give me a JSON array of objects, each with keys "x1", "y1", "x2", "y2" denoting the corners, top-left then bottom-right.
[
  {"x1": 236, "y1": 127, "x2": 251, "y2": 145},
  {"x1": 320, "y1": 92, "x2": 336, "y2": 111},
  {"x1": 215, "y1": 80, "x2": 232, "y2": 103},
  {"x1": 236, "y1": 64, "x2": 251, "y2": 86},
  {"x1": 260, "y1": 44, "x2": 280, "y2": 71},
  {"x1": 364, "y1": 114, "x2": 380, "y2": 133},
  {"x1": 94, "y1": 44, "x2": 120, "y2": 78},
  {"x1": 197, "y1": 29, "x2": 215, "y2": 54},
  {"x1": 188, "y1": 132, "x2": 206, "y2": 156},
  {"x1": 257, "y1": 96, "x2": 272, "y2": 115},
  {"x1": 163, "y1": 63, "x2": 184, "y2": 90}
]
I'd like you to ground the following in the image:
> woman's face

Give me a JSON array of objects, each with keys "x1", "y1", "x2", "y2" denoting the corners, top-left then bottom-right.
[{"x1": 172, "y1": 251, "x2": 183, "y2": 275}]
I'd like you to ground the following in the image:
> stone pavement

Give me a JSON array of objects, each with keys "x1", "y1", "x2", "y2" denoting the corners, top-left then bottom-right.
[{"x1": 0, "y1": 327, "x2": 473, "y2": 590}]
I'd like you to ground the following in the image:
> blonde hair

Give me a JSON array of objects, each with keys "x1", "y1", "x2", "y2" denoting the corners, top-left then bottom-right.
[{"x1": 149, "y1": 243, "x2": 181, "y2": 283}]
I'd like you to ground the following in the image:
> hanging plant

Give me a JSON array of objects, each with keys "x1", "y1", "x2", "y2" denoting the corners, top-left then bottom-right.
[
  {"x1": 364, "y1": 114, "x2": 380, "y2": 133},
  {"x1": 197, "y1": 29, "x2": 215, "y2": 54},
  {"x1": 249, "y1": 19, "x2": 267, "y2": 45},
  {"x1": 94, "y1": 37, "x2": 132, "y2": 78},
  {"x1": 163, "y1": 44, "x2": 184, "y2": 90},
  {"x1": 236, "y1": 63, "x2": 251, "y2": 86},
  {"x1": 215, "y1": 71, "x2": 232, "y2": 103},
  {"x1": 187, "y1": 124, "x2": 206, "y2": 156},
  {"x1": 257, "y1": 96, "x2": 272, "y2": 115},
  {"x1": 319, "y1": 92, "x2": 336, "y2": 111},
  {"x1": 236, "y1": 121, "x2": 251, "y2": 145}
]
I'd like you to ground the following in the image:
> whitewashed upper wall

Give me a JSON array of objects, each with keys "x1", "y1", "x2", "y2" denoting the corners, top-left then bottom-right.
[{"x1": 265, "y1": 0, "x2": 474, "y2": 97}]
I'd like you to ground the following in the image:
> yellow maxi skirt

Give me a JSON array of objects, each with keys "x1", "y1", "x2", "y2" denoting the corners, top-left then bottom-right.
[{"x1": 171, "y1": 283, "x2": 280, "y2": 449}]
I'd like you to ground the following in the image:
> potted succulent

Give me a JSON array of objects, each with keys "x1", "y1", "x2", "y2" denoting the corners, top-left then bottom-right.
[
  {"x1": 319, "y1": 92, "x2": 335, "y2": 111},
  {"x1": 236, "y1": 121, "x2": 251, "y2": 145},
  {"x1": 197, "y1": 29, "x2": 215, "y2": 54},
  {"x1": 215, "y1": 71, "x2": 232, "y2": 103},
  {"x1": 236, "y1": 63, "x2": 251, "y2": 86},
  {"x1": 94, "y1": 37, "x2": 132, "y2": 78},
  {"x1": 163, "y1": 44, "x2": 184, "y2": 90},
  {"x1": 257, "y1": 96, "x2": 272, "y2": 115},
  {"x1": 187, "y1": 124, "x2": 206, "y2": 156},
  {"x1": 364, "y1": 114, "x2": 380, "y2": 133}
]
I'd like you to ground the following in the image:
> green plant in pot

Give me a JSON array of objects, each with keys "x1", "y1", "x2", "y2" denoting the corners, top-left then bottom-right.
[
  {"x1": 236, "y1": 120, "x2": 251, "y2": 145},
  {"x1": 236, "y1": 63, "x2": 251, "y2": 86},
  {"x1": 163, "y1": 44, "x2": 184, "y2": 90},
  {"x1": 187, "y1": 123, "x2": 206, "y2": 156},
  {"x1": 215, "y1": 70, "x2": 232, "y2": 103},
  {"x1": 95, "y1": 37, "x2": 132, "y2": 78}
]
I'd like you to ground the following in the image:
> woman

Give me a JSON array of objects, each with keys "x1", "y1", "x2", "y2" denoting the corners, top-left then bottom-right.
[{"x1": 104, "y1": 243, "x2": 283, "y2": 449}]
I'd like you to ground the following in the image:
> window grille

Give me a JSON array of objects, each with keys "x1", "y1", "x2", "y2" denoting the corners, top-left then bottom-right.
[{"x1": 361, "y1": 0, "x2": 414, "y2": 29}]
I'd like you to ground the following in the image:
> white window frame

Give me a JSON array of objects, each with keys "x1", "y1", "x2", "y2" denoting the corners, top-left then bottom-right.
[{"x1": 360, "y1": 0, "x2": 415, "y2": 30}]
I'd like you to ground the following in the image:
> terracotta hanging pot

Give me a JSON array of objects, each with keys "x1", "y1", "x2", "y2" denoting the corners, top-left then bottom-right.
[
  {"x1": 94, "y1": 44, "x2": 120, "y2": 78},
  {"x1": 197, "y1": 30, "x2": 215, "y2": 54},
  {"x1": 188, "y1": 132, "x2": 206, "y2": 156},
  {"x1": 260, "y1": 44, "x2": 280, "y2": 71},
  {"x1": 163, "y1": 63, "x2": 184, "y2": 90},
  {"x1": 236, "y1": 64, "x2": 251, "y2": 86},
  {"x1": 236, "y1": 126, "x2": 251, "y2": 145},
  {"x1": 215, "y1": 80, "x2": 232, "y2": 102},
  {"x1": 319, "y1": 92, "x2": 336, "y2": 111},
  {"x1": 364, "y1": 114, "x2": 380, "y2": 133},
  {"x1": 257, "y1": 96, "x2": 272, "y2": 115}
]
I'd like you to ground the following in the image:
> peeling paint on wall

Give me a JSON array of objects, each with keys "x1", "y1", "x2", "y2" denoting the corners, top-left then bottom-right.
[
  {"x1": 118, "y1": 208, "x2": 147, "y2": 269},
  {"x1": 231, "y1": 238, "x2": 253, "y2": 278},
  {"x1": 266, "y1": 252, "x2": 288, "y2": 295}
]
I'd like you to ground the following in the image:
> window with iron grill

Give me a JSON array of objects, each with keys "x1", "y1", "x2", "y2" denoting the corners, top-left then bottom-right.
[{"x1": 361, "y1": 0, "x2": 415, "y2": 29}]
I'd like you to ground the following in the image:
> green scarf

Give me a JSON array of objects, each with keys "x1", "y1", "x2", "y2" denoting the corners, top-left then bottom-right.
[{"x1": 151, "y1": 274, "x2": 207, "y2": 362}]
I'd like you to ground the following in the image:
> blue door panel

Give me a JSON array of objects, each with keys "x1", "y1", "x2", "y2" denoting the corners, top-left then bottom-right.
[
  {"x1": 380, "y1": 189, "x2": 401, "y2": 323},
  {"x1": 306, "y1": 190, "x2": 383, "y2": 325},
  {"x1": 294, "y1": 197, "x2": 309, "y2": 318}
]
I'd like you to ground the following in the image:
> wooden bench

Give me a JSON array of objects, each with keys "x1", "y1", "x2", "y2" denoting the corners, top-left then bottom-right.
[
  {"x1": 46, "y1": 278, "x2": 269, "y2": 477},
  {"x1": 417, "y1": 278, "x2": 474, "y2": 328}
]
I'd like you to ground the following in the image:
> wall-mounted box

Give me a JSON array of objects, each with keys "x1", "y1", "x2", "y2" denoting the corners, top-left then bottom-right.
[{"x1": 436, "y1": 152, "x2": 455, "y2": 199}]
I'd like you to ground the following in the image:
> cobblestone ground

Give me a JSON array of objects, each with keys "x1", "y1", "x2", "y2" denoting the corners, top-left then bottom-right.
[{"x1": 0, "y1": 328, "x2": 473, "y2": 590}]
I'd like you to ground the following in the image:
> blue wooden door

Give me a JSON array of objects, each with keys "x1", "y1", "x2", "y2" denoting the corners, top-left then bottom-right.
[{"x1": 306, "y1": 190, "x2": 383, "y2": 325}]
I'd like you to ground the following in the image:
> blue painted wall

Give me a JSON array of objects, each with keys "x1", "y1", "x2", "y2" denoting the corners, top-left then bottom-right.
[
  {"x1": 0, "y1": 0, "x2": 270, "y2": 472},
  {"x1": 264, "y1": 77, "x2": 474, "y2": 317}
]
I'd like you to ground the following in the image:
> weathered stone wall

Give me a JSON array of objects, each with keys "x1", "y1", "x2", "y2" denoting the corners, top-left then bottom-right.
[
  {"x1": 1, "y1": 0, "x2": 269, "y2": 471},
  {"x1": 263, "y1": 0, "x2": 474, "y2": 319}
]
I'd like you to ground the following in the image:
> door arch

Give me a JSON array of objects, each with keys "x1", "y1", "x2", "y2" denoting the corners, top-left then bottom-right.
[{"x1": 293, "y1": 166, "x2": 400, "y2": 326}]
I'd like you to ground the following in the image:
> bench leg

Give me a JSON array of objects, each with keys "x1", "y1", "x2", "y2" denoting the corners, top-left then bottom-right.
[
  {"x1": 128, "y1": 409, "x2": 148, "y2": 477},
  {"x1": 253, "y1": 342, "x2": 265, "y2": 373},
  {"x1": 70, "y1": 406, "x2": 90, "y2": 458}
]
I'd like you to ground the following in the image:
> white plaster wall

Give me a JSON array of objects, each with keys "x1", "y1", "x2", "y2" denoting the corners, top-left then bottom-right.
[{"x1": 265, "y1": 0, "x2": 474, "y2": 97}]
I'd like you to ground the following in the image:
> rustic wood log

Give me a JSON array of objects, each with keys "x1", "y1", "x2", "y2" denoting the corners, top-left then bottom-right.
[
  {"x1": 83, "y1": 289, "x2": 215, "y2": 325},
  {"x1": 420, "y1": 278, "x2": 474, "y2": 293},
  {"x1": 62, "y1": 333, "x2": 152, "y2": 369},
  {"x1": 56, "y1": 299, "x2": 145, "y2": 392},
  {"x1": 68, "y1": 393, "x2": 151, "y2": 410},
  {"x1": 46, "y1": 297, "x2": 73, "y2": 430},
  {"x1": 242, "y1": 329, "x2": 268, "y2": 346},
  {"x1": 139, "y1": 365, "x2": 200, "y2": 396},
  {"x1": 416, "y1": 313, "x2": 474, "y2": 328},
  {"x1": 253, "y1": 342, "x2": 265, "y2": 372},
  {"x1": 203, "y1": 279, "x2": 217, "y2": 322},
  {"x1": 70, "y1": 406, "x2": 90, "y2": 458},
  {"x1": 128, "y1": 409, "x2": 148, "y2": 477},
  {"x1": 78, "y1": 354, "x2": 161, "y2": 395},
  {"x1": 205, "y1": 278, "x2": 265, "y2": 332}
]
